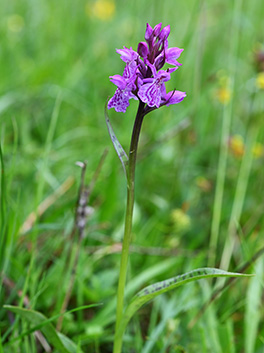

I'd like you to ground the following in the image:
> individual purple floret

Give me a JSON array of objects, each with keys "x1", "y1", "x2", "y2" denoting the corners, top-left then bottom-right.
[
  {"x1": 107, "y1": 74, "x2": 137, "y2": 113},
  {"x1": 138, "y1": 63, "x2": 175, "y2": 108},
  {"x1": 108, "y1": 23, "x2": 186, "y2": 113}
]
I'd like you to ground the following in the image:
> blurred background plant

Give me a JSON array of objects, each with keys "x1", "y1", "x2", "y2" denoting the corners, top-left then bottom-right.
[{"x1": 0, "y1": 0, "x2": 264, "y2": 352}]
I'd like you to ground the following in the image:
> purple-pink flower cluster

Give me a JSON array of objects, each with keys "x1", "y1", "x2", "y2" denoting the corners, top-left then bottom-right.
[{"x1": 108, "y1": 23, "x2": 186, "y2": 113}]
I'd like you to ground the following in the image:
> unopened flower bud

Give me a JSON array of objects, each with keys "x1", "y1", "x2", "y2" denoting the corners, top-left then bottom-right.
[
  {"x1": 159, "y1": 25, "x2": 170, "y2": 41},
  {"x1": 153, "y1": 23, "x2": 162, "y2": 37},
  {"x1": 145, "y1": 23, "x2": 153, "y2": 41},
  {"x1": 137, "y1": 42, "x2": 148, "y2": 58}
]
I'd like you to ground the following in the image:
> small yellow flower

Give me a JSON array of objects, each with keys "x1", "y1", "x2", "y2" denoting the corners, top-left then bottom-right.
[
  {"x1": 252, "y1": 142, "x2": 264, "y2": 158},
  {"x1": 256, "y1": 72, "x2": 264, "y2": 89},
  {"x1": 195, "y1": 176, "x2": 212, "y2": 192},
  {"x1": 86, "y1": 0, "x2": 115, "y2": 21},
  {"x1": 170, "y1": 208, "x2": 191, "y2": 234},
  {"x1": 216, "y1": 87, "x2": 231, "y2": 104},
  {"x1": 7, "y1": 14, "x2": 24, "y2": 33},
  {"x1": 229, "y1": 135, "x2": 245, "y2": 158},
  {"x1": 215, "y1": 71, "x2": 231, "y2": 105}
]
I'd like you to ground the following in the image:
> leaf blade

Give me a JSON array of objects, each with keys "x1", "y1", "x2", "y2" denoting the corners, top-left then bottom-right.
[
  {"x1": 117, "y1": 267, "x2": 252, "y2": 346},
  {"x1": 105, "y1": 102, "x2": 128, "y2": 177},
  {"x1": 3, "y1": 305, "x2": 90, "y2": 353}
]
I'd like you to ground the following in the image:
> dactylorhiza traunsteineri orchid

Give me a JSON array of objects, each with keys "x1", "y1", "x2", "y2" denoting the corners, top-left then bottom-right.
[{"x1": 108, "y1": 23, "x2": 186, "y2": 114}]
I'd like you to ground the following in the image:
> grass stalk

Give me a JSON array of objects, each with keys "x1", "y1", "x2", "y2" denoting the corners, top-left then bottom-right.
[
  {"x1": 12, "y1": 93, "x2": 62, "y2": 341},
  {"x1": 0, "y1": 331, "x2": 3, "y2": 353},
  {"x1": 219, "y1": 125, "x2": 258, "y2": 271},
  {"x1": 208, "y1": 0, "x2": 243, "y2": 267},
  {"x1": 0, "y1": 143, "x2": 7, "y2": 276}
]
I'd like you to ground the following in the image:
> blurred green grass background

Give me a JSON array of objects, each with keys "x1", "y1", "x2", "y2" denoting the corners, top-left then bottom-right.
[{"x1": 1, "y1": 0, "x2": 264, "y2": 352}]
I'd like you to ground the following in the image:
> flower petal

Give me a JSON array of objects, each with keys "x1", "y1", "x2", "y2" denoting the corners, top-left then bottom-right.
[
  {"x1": 138, "y1": 82, "x2": 161, "y2": 108},
  {"x1": 116, "y1": 47, "x2": 138, "y2": 63},
  {"x1": 153, "y1": 23, "x2": 162, "y2": 36},
  {"x1": 145, "y1": 23, "x2": 153, "y2": 41},
  {"x1": 107, "y1": 88, "x2": 130, "y2": 113},
  {"x1": 154, "y1": 52, "x2": 166, "y2": 70},
  {"x1": 123, "y1": 63, "x2": 137, "y2": 81},
  {"x1": 109, "y1": 75, "x2": 127, "y2": 90},
  {"x1": 164, "y1": 90, "x2": 186, "y2": 106},
  {"x1": 166, "y1": 47, "x2": 183, "y2": 66},
  {"x1": 137, "y1": 41, "x2": 149, "y2": 58},
  {"x1": 159, "y1": 25, "x2": 170, "y2": 41}
]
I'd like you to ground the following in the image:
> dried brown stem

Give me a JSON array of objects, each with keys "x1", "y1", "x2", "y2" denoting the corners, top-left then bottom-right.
[{"x1": 56, "y1": 149, "x2": 108, "y2": 331}]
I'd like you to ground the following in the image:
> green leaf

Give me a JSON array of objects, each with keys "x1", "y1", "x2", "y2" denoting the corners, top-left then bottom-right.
[
  {"x1": 57, "y1": 332, "x2": 81, "y2": 353},
  {"x1": 115, "y1": 267, "x2": 252, "y2": 351},
  {"x1": 4, "y1": 305, "x2": 70, "y2": 352},
  {"x1": 105, "y1": 102, "x2": 128, "y2": 178},
  {"x1": 3, "y1": 305, "x2": 98, "y2": 352}
]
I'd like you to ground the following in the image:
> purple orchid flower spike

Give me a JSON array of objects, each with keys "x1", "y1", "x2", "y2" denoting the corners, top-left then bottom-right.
[{"x1": 108, "y1": 22, "x2": 186, "y2": 113}]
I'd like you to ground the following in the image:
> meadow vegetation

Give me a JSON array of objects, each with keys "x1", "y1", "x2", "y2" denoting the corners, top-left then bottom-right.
[{"x1": 1, "y1": 0, "x2": 264, "y2": 352}]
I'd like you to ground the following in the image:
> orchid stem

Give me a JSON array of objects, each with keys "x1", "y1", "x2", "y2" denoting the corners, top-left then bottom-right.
[{"x1": 113, "y1": 101, "x2": 145, "y2": 353}]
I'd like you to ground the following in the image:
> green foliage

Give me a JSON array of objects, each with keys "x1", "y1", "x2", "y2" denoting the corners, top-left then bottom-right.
[
  {"x1": 114, "y1": 268, "x2": 252, "y2": 352},
  {"x1": 3, "y1": 305, "x2": 83, "y2": 353},
  {"x1": 0, "y1": 143, "x2": 7, "y2": 272},
  {"x1": 245, "y1": 258, "x2": 264, "y2": 353},
  {"x1": 1, "y1": 0, "x2": 264, "y2": 351}
]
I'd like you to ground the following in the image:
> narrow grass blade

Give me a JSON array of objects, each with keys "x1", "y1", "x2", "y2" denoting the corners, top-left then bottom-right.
[
  {"x1": 245, "y1": 257, "x2": 263, "y2": 353},
  {"x1": 0, "y1": 92, "x2": 20, "y2": 114},
  {"x1": 3, "y1": 305, "x2": 100, "y2": 352},
  {"x1": 105, "y1": 103, "x2": 128, "y2": 178},
  {"x1": 219, "y1": 125, "x2": 258, "y2": 273},
  {"x1": 115, "y1": 267, "x2": 252, "y2": 352},
  {"x1": 208, "y1": 0, "x2": 243, "y2": 267},
  {"x1": 219, "y1": 320, "x2": 235, "y2": 353},
  {"x1": 0, "y1": 331, "x2": 3, "y2": 353},
  {"x1": 0, "y1": 143, "x2": 7, "y2": 273}
]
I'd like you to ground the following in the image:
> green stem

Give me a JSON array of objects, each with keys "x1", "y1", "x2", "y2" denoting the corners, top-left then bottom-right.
[{"x1": 113, "y1": 101, "x2": 145, "y2": 353}]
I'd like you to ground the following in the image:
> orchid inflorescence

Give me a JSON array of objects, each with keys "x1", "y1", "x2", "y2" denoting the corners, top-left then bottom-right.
[{"x1": 108, "y1": 23, "x2": 186, "y2": 114}]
